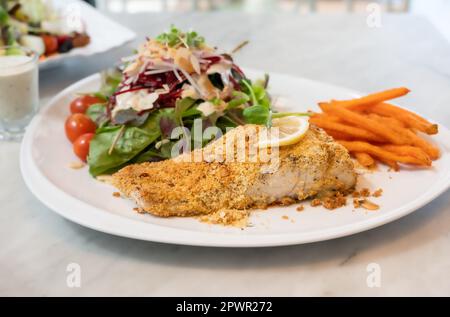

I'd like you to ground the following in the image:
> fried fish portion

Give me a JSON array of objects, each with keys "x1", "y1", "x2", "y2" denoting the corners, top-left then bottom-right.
[{"x1": 112, "y1": 125, "x2": 357, "y2": 217}]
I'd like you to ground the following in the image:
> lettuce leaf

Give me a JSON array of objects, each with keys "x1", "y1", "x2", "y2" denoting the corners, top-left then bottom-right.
[{"x1": 87, "y1": 110, "x2": 161, "y2": 176}]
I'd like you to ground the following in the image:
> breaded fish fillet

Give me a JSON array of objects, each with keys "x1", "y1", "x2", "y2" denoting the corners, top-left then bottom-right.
[{"x1": 112, "y1": 125, "x2": 357, "y2": 217}]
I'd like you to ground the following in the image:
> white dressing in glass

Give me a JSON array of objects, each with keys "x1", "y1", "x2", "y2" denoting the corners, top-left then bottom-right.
[{"x1": 0, "y1": 49, "x2": 39, "y2": 140}]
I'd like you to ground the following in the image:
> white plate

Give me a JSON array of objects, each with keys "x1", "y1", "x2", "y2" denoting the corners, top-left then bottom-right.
[
  {"x1": 39, "y1": 1, "x2": 136, "y2": 69},
  {"x1": 20, "y1": 69, "x2": 450, "y2": 247}
]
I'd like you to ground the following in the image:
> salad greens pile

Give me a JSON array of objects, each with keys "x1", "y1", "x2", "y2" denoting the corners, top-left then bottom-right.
[
  {"x1": 85, "y1": 73, "x2": 274, "y2": 176},
  {"x1": 83, "y1": 26, "x2": 308, "y2": 177}
]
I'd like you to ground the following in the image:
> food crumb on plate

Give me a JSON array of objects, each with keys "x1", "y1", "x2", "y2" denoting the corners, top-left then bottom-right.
[
  {"x1": 310, "y1": 192, "x2": 347, "y2": 210},
  {"x1": 353, "y1": 198, "x2": 379, "y2": 211},
  {"x1": 372, "y1": 188, "x2": 383, "y2": 197},
  {"x1": 360, "y1": 188, "x2": 370, "y2": 197},
  {"x1": 68, "y1": 161, "x2": 85, "y2": 169},
  {"x1": 321, "y1": 192, "x2": 347, "y2": 210},
  {"x1": 282, "y1": 215, "x2": 289, "y2": 220},
  {"x1": 361, "y1": 199, "x2": 380, "y2": 210},
  {"x1": 133, "y1": 207, "x2": 145, "y2": 213},
  {"x1": 112, "y1": 192, "x2": 121, "y2": 198},
  {"x1": 198, "y1": 209, "x2": 250, "y2": 228},
  {"x1": 96, "y1": 175, "x2": 114, "y2": 184},
  {"x1": 296, "y1": 205, "x2": 305, "y2": 212},
  {"x1": 352, "y1": 187, "x2": 372, "y2": 198}
]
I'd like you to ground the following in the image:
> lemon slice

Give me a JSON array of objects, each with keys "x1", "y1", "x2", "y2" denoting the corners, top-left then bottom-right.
[{"x1": 258, "y1": 116, "x2": 310, "y2": 148}]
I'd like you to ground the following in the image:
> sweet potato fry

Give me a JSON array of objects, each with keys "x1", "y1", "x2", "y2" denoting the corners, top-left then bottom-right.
[
  {"x1": 317, "y1": 87, "x2": 440, "y2": 169},
  {"x1": 366, "y1": 113, "x2": 407, "y2": 128},
  {"x1": 319, "y1": 103, "x2": 407, "y2": 145},
  {"x1": 329, "y1": 87, "x2": 410, "y2": 110},
  {"x1": 354, "y1": 152, "x2": 375, "y2": 167},
  {"x1": 365, "y1": 103, "x2": 438, "y2": 135},
  {"x1": 377, "y1": 157, "x2": 400, "y2": 171},
  {"x1": 309, "y1": 117, "x2": 386, "y2": 142},
  {"x1": 337, "y1": 140, "x2": 431, "y2": 166},
  {"x1": 381, "y1": 145, "x2": 431, "y2": 166},
  {"x1": 368, "y1": 114, "x2": 440, "y2": 159},
  {"x1": 328, "y1": 86, "x2": 437, "y2": 134},
  {"x1": 402, "y1": 129, "x2": 440, "y2": 160}
]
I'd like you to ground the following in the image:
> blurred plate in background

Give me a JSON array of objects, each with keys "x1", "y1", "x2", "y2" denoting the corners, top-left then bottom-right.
[{"x1": 39, "y1": 0, "x2": 136, "y2": 69}]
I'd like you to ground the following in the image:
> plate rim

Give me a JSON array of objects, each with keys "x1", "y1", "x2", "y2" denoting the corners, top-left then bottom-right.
[{"x1": 20, "y1": 71, "x2": 450, "y2": 247}]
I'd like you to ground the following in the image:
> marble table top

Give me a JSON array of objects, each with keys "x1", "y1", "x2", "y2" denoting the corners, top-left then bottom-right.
[{"x1": 1, "y1": 12, "x2": 449, "y2": 296}]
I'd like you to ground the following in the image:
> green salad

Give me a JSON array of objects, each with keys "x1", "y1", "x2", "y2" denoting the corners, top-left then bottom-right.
[{"x1": 64, "y1": 26, "x2": 308, "y2": 176}]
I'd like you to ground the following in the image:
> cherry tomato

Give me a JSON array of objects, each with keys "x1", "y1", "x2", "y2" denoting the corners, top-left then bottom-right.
[
  {"x1": 41, "y1": 35, "x2": 58, "y2": 55},
  {"x1": 65, "y1": 113, "x2": 96, "y2": 143},
  {"x1": 73, "y1": 133, "x2": 95, "y2": 162},
  {"x1": 70, "y1": 95, "x2": 104, "y2": 114}
]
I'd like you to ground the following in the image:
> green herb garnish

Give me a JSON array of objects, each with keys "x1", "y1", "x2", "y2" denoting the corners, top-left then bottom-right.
[{"x1": 156, "y1": 25, "x2": 205, "y2": 48}]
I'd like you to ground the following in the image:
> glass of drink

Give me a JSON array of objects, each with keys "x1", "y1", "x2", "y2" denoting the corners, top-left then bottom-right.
[{"x1": 0, "y1": 46, "x2": 39, "y2": 141}]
